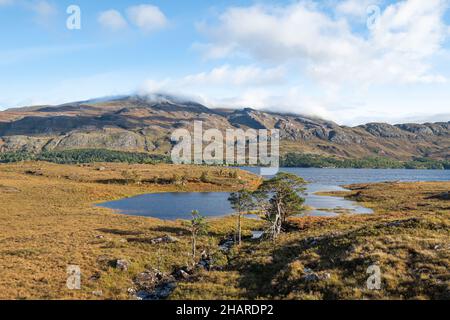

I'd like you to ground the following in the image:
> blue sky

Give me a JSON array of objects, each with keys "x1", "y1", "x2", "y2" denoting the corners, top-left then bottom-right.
[{"x1": 1, "y1": 0, "x2": 450, "y2": 125}]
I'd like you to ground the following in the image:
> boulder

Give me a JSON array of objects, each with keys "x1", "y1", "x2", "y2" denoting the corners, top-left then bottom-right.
[
  {"x1": 133, "y1": 268, "x2": 176, "y2": 300},
  {"x1": 113, "y1": 259, "x2": 129, "y2": 271},
  {"x1": 150, "y1": 235, "x2": 180, "y2": 244}
]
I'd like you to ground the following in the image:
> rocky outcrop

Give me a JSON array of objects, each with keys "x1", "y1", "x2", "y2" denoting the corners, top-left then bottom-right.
[
  {"x1": 133, "y1": 268, "x2": 176, "y2": 300},
  {"x1": 0, "y1": 136, "x2": 53, "y2": 153},
  {"x1": 395, "y1": 123, "x2": 434, "y2": 136},
  {"x1": 228, "y1": 109, "x2": 268, "y2": 129},
  {"x1": 360, "y1": 123, "x2": 408, "y2": 138},
  {"x1": 54, "y1": 129, "x2": 146, "y2": 151}
]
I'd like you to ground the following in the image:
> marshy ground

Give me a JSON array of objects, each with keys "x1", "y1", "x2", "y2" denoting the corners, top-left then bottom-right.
[{"x1": 0, "y1": 162, "x2": 448, "y2": 300}]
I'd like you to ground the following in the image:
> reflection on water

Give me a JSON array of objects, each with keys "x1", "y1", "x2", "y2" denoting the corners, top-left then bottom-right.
[
  {"x1": 97, "y1": 168, "x2": 449, "y2": 220},
  {"x1": 303, "y1": 184, "x2": 373, "y2": 217}
]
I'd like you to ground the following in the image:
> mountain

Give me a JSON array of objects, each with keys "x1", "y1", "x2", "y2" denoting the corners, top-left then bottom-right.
[{"x1": 0, "y1": 95, "x2": 449, "y2": 161}]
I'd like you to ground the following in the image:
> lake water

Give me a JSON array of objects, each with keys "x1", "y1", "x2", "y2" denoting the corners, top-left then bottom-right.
[{"x1": 97, "y1": 168, "x2": 450, "y2": 220}]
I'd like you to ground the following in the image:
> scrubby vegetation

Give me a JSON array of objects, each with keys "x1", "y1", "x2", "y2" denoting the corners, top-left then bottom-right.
[{"x1": 281, "y1": 153, "x2": 450, "y2": 170}]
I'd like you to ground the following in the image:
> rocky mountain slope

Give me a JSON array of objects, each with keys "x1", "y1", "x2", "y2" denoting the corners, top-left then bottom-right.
[{"x1": 0, "y1": 95, "x2": 448, "y2": 160}]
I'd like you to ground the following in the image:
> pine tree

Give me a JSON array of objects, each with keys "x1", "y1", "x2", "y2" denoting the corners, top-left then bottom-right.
[{"x1": 228, "y1": 189, "x2": 254, "y2": 246}]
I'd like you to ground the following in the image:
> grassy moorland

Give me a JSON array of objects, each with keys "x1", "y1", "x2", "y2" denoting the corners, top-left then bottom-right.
[
  {"x1": 171, "y1": 182, "x2": 450, "y2": 300},
  {"x1": 0, "y1": 162, "x2": 261, "y2": 299},
  {"x1": 0, "y1": 162, "x2": 448, "y2": 300}
]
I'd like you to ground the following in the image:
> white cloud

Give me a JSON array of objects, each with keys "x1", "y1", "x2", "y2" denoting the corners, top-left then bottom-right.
[
  {"x1": 98, "y1": 9, "x2": 128, "y2": 31},
  {"x1": 182, "y1": 65, "x2": 286, "y2": 87},
  {"x1": 138, "y1": 65, "x2": 286, "y2": 95},
  {"x1": 198, "y1": 0, "x2": 449, "y2": 86},
  {"x1": 29, "y1": 0, "x2": 57, "y2": 25},
  {"x1": 127, "y1": 4, "x2": 168, "y2": 33},
  {"x1": 0, "y1": 1, "x2": 57, "y2": 26},
  {"x1": 335, "y1": 0, "x2": 382, "y2": 17}
]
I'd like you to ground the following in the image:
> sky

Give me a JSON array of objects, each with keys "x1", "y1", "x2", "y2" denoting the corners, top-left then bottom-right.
[{"x1": 1, "y1": 0, "x2": 450, "y2": 125}]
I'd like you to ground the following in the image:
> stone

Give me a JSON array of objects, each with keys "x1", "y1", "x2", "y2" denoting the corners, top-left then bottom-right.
[
  {"x1": 150, "y1": 235, "x2": 180, "y2": 244},
  {"x1": 301, "y1": 267, "x2": 330, "y2": 282},
  {"x1": 173, "y1": 268, "x2": 190, "y2": 280},
  {"x1": 321, "y1": 272, "x2": 332, "y2": 280},
  {"x1": 89, "y1": 272, "x2": 101, "y2": 281},
  {"x1": 114, "y1": 259, "x2": 129, "y2": 271},
  {"x1": 92, "y1": 290, "x2": 103, "y2": 297},
  {"x1": 133, "y1": 268, "x2": 177, "y2": 300},
  {"x1": 303, "y1": 273, "x2": 320, "y2": 282}
]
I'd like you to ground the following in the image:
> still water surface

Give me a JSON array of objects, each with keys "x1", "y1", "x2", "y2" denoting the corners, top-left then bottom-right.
[{"x1": 97, "y1": 168, "x2": 449, "y2": 220}]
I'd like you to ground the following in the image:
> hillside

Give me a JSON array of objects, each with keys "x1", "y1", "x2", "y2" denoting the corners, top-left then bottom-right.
[{"x1": 0, "y1": 95, "x2": 449, "y2": 161}]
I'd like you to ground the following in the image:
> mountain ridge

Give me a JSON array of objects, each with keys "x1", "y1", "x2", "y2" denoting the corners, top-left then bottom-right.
[{"x1": 0, "y1": 95, "x2": 448, "y2": 161}]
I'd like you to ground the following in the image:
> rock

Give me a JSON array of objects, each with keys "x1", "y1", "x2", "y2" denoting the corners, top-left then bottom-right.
[
  {"x1": 55, "y1": 129, "x2": 147, "y2": 151},
  {"x1": 321, "y1": 272, "x2": 332, "y2": 280},
  {"x1": 396, "y1": 123, "x2": 433, "y2": 136},
  {"x1": 134, "y1": 268, "x2": 176, "y2": 300},
  {"x1": 303, "y1": 236, "x2": 322, "y2": 247},
  {"x1": 302, "y1": 268, "x2": 330, "y2": 282},
  {"x1": 157, "y1": 282, "x2": 177, "y2": 299},
  {"x1": 136, "y1": 282, "x2": 177, "y2": 300},
  {"x1": 303, "y1": 267, "x2": 313, "y2": 274},
  {"x1": 134, "y1": 268, "x2": 175, "y2": 291},
  {"x1": 197, "y1": 258, "x2": 211, "y2": 271},
  {"x1": 303, "y1": 273, "x2": 320, "y2": 282},
  {"x1": 150, "y1": 235, "x2": 180, "y2": 244},
  {"x1": 92, "y1": 290, "x2": 103, "y2": 297},
  {"x1": 97, "y1": 167, "x2": 106, "y2": 171},
  {"x1": 173, "y1": 269, "x2": 190, "y2": 280},
  {"x1": 361, "y1": 123, "x2": 408, "y2": 138},
  {"x1": 219, "y1": 236, "x2": 235, "y2": 252},
  {"x1": 251, "y1": 230, "x2": 264, "y2": 240},
  {"x1": 89, "y1": 272, "x2": 101, "y2": 281},
  {"x1": 113, "y1": 259, "x2": 129, "y2": 271},
  {"x1": 328, "y1": 130, "x2": 354, "y2": 145}
]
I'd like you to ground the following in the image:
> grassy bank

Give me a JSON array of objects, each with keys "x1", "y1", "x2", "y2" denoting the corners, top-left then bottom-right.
[{"x1": 0, "y1": 162, "x2": 448, "y2": 299}]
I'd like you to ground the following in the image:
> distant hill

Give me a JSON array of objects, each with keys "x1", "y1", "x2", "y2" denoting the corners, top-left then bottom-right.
[{"x1": 0, "y1": 94, "x2": 448, "y2": 161}]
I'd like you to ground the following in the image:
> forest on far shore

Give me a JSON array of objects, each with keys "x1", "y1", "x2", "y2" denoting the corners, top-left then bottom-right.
[{"x1": 0, "y1": 149, "x2": 449, "y2": 170}]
